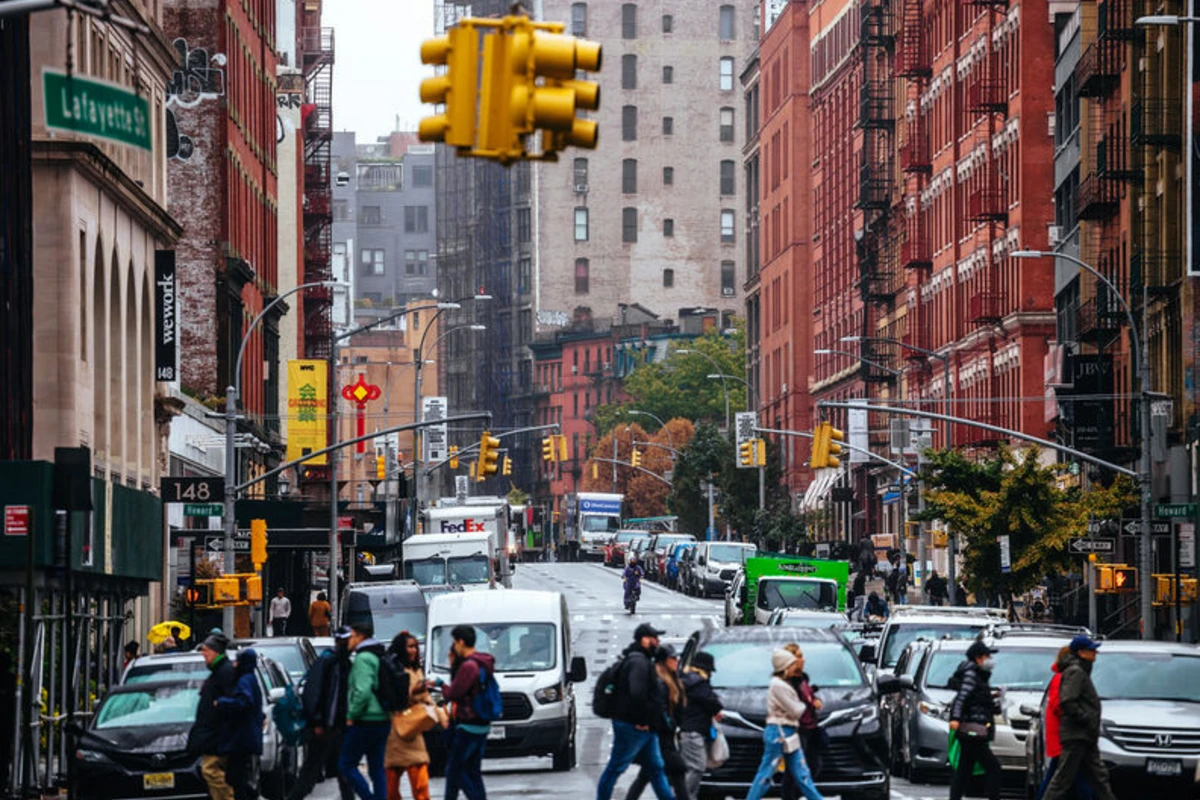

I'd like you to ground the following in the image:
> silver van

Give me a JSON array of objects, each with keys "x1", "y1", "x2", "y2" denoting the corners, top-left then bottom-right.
[{"x1": 688, "y1": 541, "x2": 757, "y2": 597}]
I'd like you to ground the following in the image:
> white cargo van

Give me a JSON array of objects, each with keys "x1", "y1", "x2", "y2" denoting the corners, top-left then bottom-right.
[
  {"x1": 424, "y1": 590, "x2": 587, "y2": 771},
  {"x1": 403, "y1": 532, "x2": 497, "y2": 590},
  {"x1": 423, "y1": 505, "x2": 512, "y2": 586}
]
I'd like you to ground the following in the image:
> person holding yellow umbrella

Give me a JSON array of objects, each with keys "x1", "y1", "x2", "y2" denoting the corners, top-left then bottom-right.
[{"x1": 149, "y1": 621, "x2": 192, "y2": 654}]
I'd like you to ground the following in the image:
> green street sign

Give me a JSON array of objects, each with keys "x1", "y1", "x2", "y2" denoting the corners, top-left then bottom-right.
[
  {"x1": 1154, "y1": 503, "x2": 1196, "y2": 518},
  {"x1": 184, "y1": 503, "x2": 224, "y2": 518},
  {"x1": 43, "y1": 69, "x2": 152, "y2": 151}
]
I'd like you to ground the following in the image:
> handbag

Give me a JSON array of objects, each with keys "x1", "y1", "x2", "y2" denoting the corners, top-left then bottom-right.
[
  {"x1": 782, "y1": 733, "x2": 802, "y2": 754},
  {"x1": 706, "y1": 728, "x2": 730, "y2": 769},
  {"x1": 392, "y1": 703, "x2": 438, "y2": 740},
  {"x1": 957, "y1": 721, "x2": 989, "y2": 738}
]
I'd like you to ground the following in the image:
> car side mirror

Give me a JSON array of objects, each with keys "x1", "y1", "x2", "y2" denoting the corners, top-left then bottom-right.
[
  {"x1": 697, "y1": 556, "x2": 706, "y2": 566},
  {"x1": 268, "y1": 687, "x2": 286, "y2": 703},
  {"x1": 858, "y1": 644, "x2": 877, "y2": 665},
  {"x1": 875, "y1": 675, "x2": 901, "y2": 695},
  {"x1": 899, "y1": 675, "x2": 914, "y2": 690},
  {"x1": 1020, "y1": 704, "x2": 1041, "y2": 719},
  {"x1": 568, "y1": 656, "x2": 588, "y2": 684}
]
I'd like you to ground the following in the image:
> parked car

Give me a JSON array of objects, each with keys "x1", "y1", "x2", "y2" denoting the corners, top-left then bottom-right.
[
  {"x1": 677, "y1": 543, "x2": 699, "y2": 593},
  {"x1": 691, "y1": 541, "x2": 758, "y2": 597},
  {"x1": 341, "y1": 579, "x2": 429, "y2": 643},
  {"x1": 766, "y1": 608, "x2": 849, "y2": 627},
  {"x1": 1023, "y1": 640, "x2": 1200, "y2": 799},
  {"x1": 644, "y1": 533, "x2": 696, "y2": 583},
  {"x1": 71, "y1": 681, "x2": 211, "y2": 799},
  {"x1": 627, "y1": 536, "x2": 652, "y2": 566},
  {"x1": 869, "y1": 605, "x2": 1007, "y2": 677},
  {"x1": 233, "y1": 636, "x2": 317, "y2": 684},
  {"x1": 603, "y1": 531, "x2": 646, "y2": 568},
  {"x1": 664, "y1": 542, "x2": 695, "y2": 590},
  {"x1": 682, "y1": 625, "x2": 902, "y2": 800}
]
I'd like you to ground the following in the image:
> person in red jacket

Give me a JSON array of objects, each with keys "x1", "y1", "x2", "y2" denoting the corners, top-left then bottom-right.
[
  {"x1": 1037, "y1": 646, "x2": 1094, "y2": 800},
  {"x1": 439, "y1": 625, "x2": 496, "y2": 800}
]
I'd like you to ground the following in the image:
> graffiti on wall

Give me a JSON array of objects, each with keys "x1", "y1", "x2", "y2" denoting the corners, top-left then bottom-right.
[
  {"x1": 276, "y1": 91, "x2": 302, "y2": 144},
  {"x1": 165, "y1": 38, "x2": 225, "y2": 160},
  {"x1": 165, "y1": 108, "x2": 193, "y2": 160}
]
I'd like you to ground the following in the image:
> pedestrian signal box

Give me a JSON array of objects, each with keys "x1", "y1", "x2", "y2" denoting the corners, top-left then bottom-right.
[
  {"x1": 211, "y1": 577, "x2": 240, "y2": 604},
  {"x1": 1096, "y1": 564, "x2": 1137, "y2": 594},
  {"x1": 1152, "y1": 574, "x2": 1199, "y2": 605}
]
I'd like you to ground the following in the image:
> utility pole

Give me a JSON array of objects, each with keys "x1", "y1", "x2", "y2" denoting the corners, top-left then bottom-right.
[{"x1": 706, "y1": 473, "x2": 716, "y2": 542}]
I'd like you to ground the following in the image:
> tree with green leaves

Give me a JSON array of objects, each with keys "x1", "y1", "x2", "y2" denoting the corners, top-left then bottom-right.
[
  {"x1": 916, "y1": 447, "x2": 1135, "y2": 607},
  {"x1": 666, "y1": 422, "x2": 729, "y2": 537}
]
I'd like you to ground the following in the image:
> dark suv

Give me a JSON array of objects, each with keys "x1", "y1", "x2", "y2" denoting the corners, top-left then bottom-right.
[{"x1": 682, "y1": 626, "x2": 902, "y2": 800}]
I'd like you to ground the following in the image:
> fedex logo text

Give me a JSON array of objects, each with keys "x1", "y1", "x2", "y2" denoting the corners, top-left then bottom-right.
[{"x1": 439, "y1": 519, "x2": 487, "y2": 533}]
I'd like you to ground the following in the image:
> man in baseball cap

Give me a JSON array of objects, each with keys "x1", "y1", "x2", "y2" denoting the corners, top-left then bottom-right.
[
  {"x1": 595, "y1": 622, "x2": 672, "y2": 800},
  {"x1": 1043, "y1": 635, "x2": 1117, "y2": 800}
]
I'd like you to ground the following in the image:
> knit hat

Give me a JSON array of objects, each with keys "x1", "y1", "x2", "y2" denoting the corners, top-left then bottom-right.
[
  {"x1": 200, "y1": 633, "x2": 229, "y2": 654},
  {"x1": 771, "y1": 648, "x2": 796, "y2": 674}
]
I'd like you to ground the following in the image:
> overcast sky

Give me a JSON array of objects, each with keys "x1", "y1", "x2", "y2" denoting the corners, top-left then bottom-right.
[{"x1": 325, "y1": 0, "x2": 435, "y2": 142}]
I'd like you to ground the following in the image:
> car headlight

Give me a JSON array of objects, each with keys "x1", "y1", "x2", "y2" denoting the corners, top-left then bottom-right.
[
  {"x1": 76, "y1": 749, "x2": 109, "y2": 763},
  {"x1": 858, "y1": 704, "x2": 880, "y2": 724},
  {"x1": 918, "y1": 701, "x2": 946, "y2": 720},
  {"x1": 534, "y1": 684, "x2": 563, "y2": 704}
]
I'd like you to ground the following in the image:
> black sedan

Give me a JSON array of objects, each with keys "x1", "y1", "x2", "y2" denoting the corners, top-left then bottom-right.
[
  {"x1": 71, "y1": 681, "x2": 210, "y2": 799},
  {"x1": 682, "y1": 626, "x2": 903, "y2": 800}
]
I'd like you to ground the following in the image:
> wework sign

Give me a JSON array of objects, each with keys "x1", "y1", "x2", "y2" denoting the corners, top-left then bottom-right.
[{"x1": 154, "y1": 251, "x2": 177, "y2": 381}]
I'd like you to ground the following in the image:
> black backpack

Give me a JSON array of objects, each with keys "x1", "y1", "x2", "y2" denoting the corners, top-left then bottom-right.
[
  {"x1": 592, "y1": 655, "x2": 627, "y2": 719},
  {"x1": 373, "y1": 651, "x2": 410, "y2": 713}
]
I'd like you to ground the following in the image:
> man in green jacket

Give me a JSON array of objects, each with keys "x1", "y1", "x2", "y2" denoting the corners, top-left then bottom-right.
[
  {"x1": 1042, "y1": 635, "x2": 1118, "y2": 800},
  {"x1": 338, "y1": 622, "x2": 390, "y2": 800}
]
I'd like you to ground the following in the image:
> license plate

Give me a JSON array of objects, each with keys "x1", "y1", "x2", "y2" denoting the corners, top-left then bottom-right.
[
  {"x1": 487, "y1": 725, "x2": 506, "y2": 740},
  {"x1": 143, "y1": 772, "x2": 175, "y2": 790},
  {"x1": 1146, "y1": 758, "x2": 1183, "y2": 777}
]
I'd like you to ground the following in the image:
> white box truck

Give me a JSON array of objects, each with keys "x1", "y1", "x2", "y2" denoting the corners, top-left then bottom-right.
[
  {"x1": 422, "y1": 504, "x2": 512, "y2": 587},
  {"x1": 565, "y1": 492, "x2": 624, "y2": 561},
  {"x1": 403, "y1": 532, "x2": 498, "y2": 590}
]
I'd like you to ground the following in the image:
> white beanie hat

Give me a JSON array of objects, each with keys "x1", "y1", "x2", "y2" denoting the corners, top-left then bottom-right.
[{"x1": 771, "y1": 648, "x2": 796, "y2": 674}]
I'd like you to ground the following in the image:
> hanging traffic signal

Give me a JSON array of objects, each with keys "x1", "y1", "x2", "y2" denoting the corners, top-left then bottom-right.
[
  {"x1": 509, "y1": 26, "x2": 603, "y2": 156},
  {"x1": 556, "y1": 434, "x2": 569, "y2": 462},
  {"x1": 541, "y1": 437, "x2": 556, "y2": 462},
  {"x1": 591, "y1": 461, "x2": 598, "y2": 480},
  {"x1": 739, "y1": 440, "x2": 754, "y2": 467},
  {"x1": 469, "y1": 461, "x2": 477, "y2": 480},
  {"x1": 631, "y1": 449, "x2": 642, "y2": 468},
  {"x1": 418, "y1": 23, "x2": 480, "y2": 148},
  {"x1": 449, "y1": 446, "x2": 459, "y2": 469},
  {"x1": 250, "y1": 519, "x2": 268, "y2": 570},
  {"x1": 376, "y1": 454, "x2": 386, "y2": 480},
  {"x1": 478, "y1": 431, "x2": 501, "y2": 481},
  {"x1": 502, "y1": 456, "x2": 512, "y2": 476},
  {"x1": 754, "y1": 438, "x2": 767, "y2": 467},
  {"x1": 811, "y1": 422, "x2": 845, "y2": 469}
]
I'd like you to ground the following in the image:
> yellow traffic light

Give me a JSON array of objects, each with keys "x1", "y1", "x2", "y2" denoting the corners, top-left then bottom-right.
[
  {"x1": 591, "y1": 461, "x2": 598, "y2": 479},
  {"x1": 631, "y1": 449, "x2": 642, "y2": 468},
  {"x1": 811, "y1": 421, "x2": 844, "y2": 469},
  {"x1": 502, "y1": 456, "x2": 512, "y2": 476},
  {"x1": 469, "y1": 461, "x2": 477, "y2": 480},
  {"x1": 556, "y1": 434, "x2": 569, "y2": 461},
  {"x1": 250, "y1": 519, "x2": 268, "y2": 569},
  {"x1": 478, "y1": 431, "x2": 501, "y2": 481},
  {"x1": 1181, "y1": 577, "x2": 1199, "y2": 603},
  {"x1": 542, "y1": 437, "x2": 556, "y2": 462},
  {"x1": 211, "y1": 577, "x2": 240, "y2": 604},
  {"x1": 739, "y1": 440, "x2": 754, "y2": 467},
  {"x1": 1113, "y1": 566, "x2": 1137, "y2": 592},
  {"x1": 376, "y1": 454, "x2": 386, "y2": 480},
  {"x1": 244, "y1": 574, "x2": 263, "y2": 603},
  {"x1": 509, "y1": 28, "x2": 603, "y2": 155},
  {"x1": 449, "y1": 445, "x2": 459, "y2": 469},
  {"x1": 418, "y1": 25, "x2": 479, "y2": 148},
  {"x1": 755, "y1": 438, "x2": 767, "y2": 467}
]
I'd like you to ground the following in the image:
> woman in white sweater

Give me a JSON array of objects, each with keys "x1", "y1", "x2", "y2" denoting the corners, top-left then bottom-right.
[{"x1": 744, "y1": 649, "x2": 825, "y2": 800}]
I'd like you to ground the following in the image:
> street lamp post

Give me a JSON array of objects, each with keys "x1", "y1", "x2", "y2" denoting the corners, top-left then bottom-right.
[
  {"x1": 706, "y1": 372, "x2": 765, "y2": 512},
  {"x1": 677, "y1": 349, "x2": 731, "y2": 431},
  {"x1": 1012, "y1": 249, "x2": 1156, "y2": 639},
  {"x1": 627, "y1": 409, "x2": 674, "y2": 453},
  {"x1": 223, "y1": 280, "x2": 339, "y2": 633}
]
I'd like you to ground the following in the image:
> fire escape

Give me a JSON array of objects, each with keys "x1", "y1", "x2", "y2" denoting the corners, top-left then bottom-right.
[{"x1": 302, "y1": 26, "x2": 334, "y2": 360}]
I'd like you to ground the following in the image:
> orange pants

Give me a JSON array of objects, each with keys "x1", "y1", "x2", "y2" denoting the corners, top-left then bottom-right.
[{"x1": 386, "y1": 764, "x2": 430, "y2": 800}]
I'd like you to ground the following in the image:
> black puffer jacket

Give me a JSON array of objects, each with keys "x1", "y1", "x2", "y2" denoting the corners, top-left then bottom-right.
[
  {"x1": 187, "y1": 653, "x2": 237, "y2": 755},
  {"x1": 612, "y1": 643, "x2": 658, "y2": 727},
  {"x1": 680, "y1": 670, "x2": 723, "y2": 735},
  {"x1": 949, "y1": 660, "x2": 998, "y2": 728}
]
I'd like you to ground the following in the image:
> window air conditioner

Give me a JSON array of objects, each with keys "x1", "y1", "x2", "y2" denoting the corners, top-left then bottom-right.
[{"x1": 1048, "y1": 225, "x2": 1062, "y2": 247}]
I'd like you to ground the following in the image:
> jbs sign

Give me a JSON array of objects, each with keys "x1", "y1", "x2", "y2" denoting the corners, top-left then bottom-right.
[{"x1": 439, "y1": 519, "x2": 488, "y2": 533}]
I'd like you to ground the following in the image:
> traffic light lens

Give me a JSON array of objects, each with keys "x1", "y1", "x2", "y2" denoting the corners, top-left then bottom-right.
[
  {"x1": 420, "y1": 37, "x2": 450, "y2": 65},
  {"x1": 420, "y1": 75, "x2": 452, "y2": 104},
  {"x1": 530, "y1": 33, "x2": 578, "y2": 79},
  {"x1": 568, "y1": 80, "x2": 600, "y2": 111},
  {"x1": 575, "y1": 39, "x2": 601, "y2": 71},
  {"x1": 418, "y1": 115, "x2": 450, "y2": 142}
]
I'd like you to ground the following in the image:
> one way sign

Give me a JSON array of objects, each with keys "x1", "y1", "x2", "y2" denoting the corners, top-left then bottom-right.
[
  {"x1": 1123, "y1": 520, "x2": 1171, "y2": 536},
  {"x1": 1068, "y1": 537, "x2": 1115, "y2": 555}
]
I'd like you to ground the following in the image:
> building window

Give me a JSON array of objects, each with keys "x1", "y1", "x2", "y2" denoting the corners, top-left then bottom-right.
[
  {"x1": 622, "y1": 207, "x2": 638, "y2": 242},
  {"x1": 571, "y1": 1, "x2": 587, "y2": 35},
  {"x1": 720, "y1": 160, "x2": 735, "y2": 194},
  {"x1": 622, "y1": 105, "x2": 637, "y2": 140},
  {"x1": 404, "y1": 205, "x2": 429, "y2": 233},
  {"x1": 622, "y1": 158, "x2": 638, "y2": 193},
  {"x1": 719, "y1": 57, "x2": 735, "y2": 91},
  {"x1": 663, "y1": 268, "x2": 675, "y2": 287},
  {"x1": 411, "y1": 164, "x2": 433, "y2": 187},
  {"x1": 663, "y1": 166, "x2": 674, "y2": 185},
  {"x1": 662, "y1": 116, "x2": 674, "y2": 135},
  {"x1": 574, "y1": 207, "x2": 589, "y2": 241},
  {"x1": 517, "y1": 207, "x2": 532, "y2": 243},
  {"x1": 663, "y1": 218, "x2": 674, "y2": 237},
  {"x1": 662, "y1": 14, "x2": 673, "y2": 33},
  {"x1": 662, "y1": 65, "x2": 673, "y2": 84},
  {"x1": 573, "y1": 157, "x2": 589, "y2": 189},
  {"x1": 718, "y1": 5, "x2": 735, "y2": 39},
  {"x1": 519, "y1": 256, "x2": 531, "y2": 294},
  {"x1": 719, "y1": 107, "x2": 735, "y2": 141},
  {"x1": 405, "y1": 250, "x2": 417, "y2": 274},
  {"x1": 333, "y1": 199, "x2": 350, "y2": 221},
  {"x1": 720, "y1": 210, "x2": 735, "y2": 242},
  {"x1": 417, "y1": 249, "x2": 429, "y2": 275},
  {"x1": 622, "y1": 3, "x2": 637, "y2": 38},
  {"x1": 361, "y1": 205, "x2": 382, "y2": 225},
  {"x1": 361, "y1": 248, "x2": 385, "y2": 275},
  {"x1": 575, "y1": 258, "x2": 590, "y2": 293},
  {"x1": 622, "y1": 54, "x2": 637, "y2": 89},
  {"x1": 721, "y1": 260, "x2": 736, "y2": 295}
]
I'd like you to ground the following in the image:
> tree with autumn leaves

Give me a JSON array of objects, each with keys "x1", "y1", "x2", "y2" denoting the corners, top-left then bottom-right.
[{"x1": 580, "y1": 419, "x2": 694, "y2": 518}]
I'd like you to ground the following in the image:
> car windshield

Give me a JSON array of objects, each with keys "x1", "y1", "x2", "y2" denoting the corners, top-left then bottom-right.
[
  {"x1": 371, "y1": 608, "x2": 429, "y2": 643},
  {"x1": 705, "y1": 640, "x2": 865, "y2": 689},
  {"x1": 925, "y1": 647, "x2": 1059, "y2": 691},
  {"x1": 758, "y1": 579, "x2": 838, "y2": 612},
  {"x1": 447, "y1": 555, "x2": 490, "y2": 585},
  {"x1": 613, "y1": 533, "x2": 642, "y2": 545},
  {"x1": 248, "y1": 643, "x2": 306, "y2": 680},
  {"x1": 1092, "y1": 652, "x2": 1200, "y2": 702},
  {"x1": 431, "y1": 622, "x2": 557, "y2": 672},
  {"x1": 123, "y1": 659, "x2": 208, "y2": 684},
  {"x1": 582, "y1": 516, "x2": 620, "y2": 532},
  {"x1": 776, "y1": 614, "x2": 843, "y2": 628},
  {"x1": 96, "y1": 684, "x2": 200, "y2": 728},
  {"x1": 880, "y1": 623, "x2": 989, "y2": 669},
  {"x1": 709, "y1": 544, "x2": 753, "y2": 563},
  {"x1": 405, "y1": 558, "x2": 448, "y2": 586}
]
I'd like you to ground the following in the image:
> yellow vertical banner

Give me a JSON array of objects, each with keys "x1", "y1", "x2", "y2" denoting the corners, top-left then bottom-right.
[{"x1": 286, "y1": 360, "x2": 328, "y2": 464}]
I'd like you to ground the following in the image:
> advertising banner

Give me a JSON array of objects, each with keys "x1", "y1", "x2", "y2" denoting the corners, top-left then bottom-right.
[
  {"x1": 422, "y1": 396, "x2": 448, "y2": 463},
  {"x1": 286, "y1": 360, "x2": 328, "y2": 464},
  {"x1": 154, "y1": 251, "x2": 177, "y2": 381}
]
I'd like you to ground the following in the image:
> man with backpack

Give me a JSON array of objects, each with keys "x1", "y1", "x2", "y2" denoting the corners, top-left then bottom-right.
[
  {"x1": 595, "y1": 622, "x2": 676, "y2": 800},
  {"x1": 288, "y1": 628, "x2": 353, "y2": 800},
  {"x1": 339, "y1": 621, "x2": 391, "y2": 800},
  {"x1": 440, "y1": 624, "x2": 499, "y2": 800}
]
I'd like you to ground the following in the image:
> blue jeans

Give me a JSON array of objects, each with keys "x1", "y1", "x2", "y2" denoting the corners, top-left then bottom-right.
[
  {"x1": 338, "y1": 721, "x2": 389, "y2": 800},
  {"x1": 444, "y1": 726, "x2": 488, "y2": 800},
  {"x1": 596, "y1": 720, "x2": 674, "y2": 800},
  {"x1": 745, "y1": 724, "x2": 824, "y2": 800}
]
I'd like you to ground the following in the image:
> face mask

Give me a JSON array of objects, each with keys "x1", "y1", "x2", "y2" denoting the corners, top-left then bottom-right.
[{"x1": 980, "y1": 658, "x2": 996, "y2": 672}]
